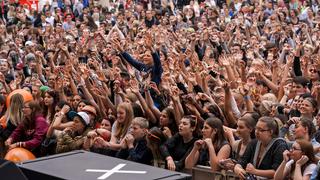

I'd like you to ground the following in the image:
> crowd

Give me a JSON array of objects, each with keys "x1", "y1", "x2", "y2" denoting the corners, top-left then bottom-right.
[{"x1": 0, "y1": 0, "x2": 320, "y2": 179}]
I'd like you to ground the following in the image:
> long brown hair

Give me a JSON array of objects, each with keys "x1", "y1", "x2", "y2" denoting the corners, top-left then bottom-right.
[
  {"x1": 22, "y1": 101, "x2": 43, "y2": 130},
  {"x1": 296, "y1": 139, "x2": 317, "y2": 164},
  {"x1": 147, "y1": 127, "x2": 166, "y2": 162},
  {"x1": 288, "y1": 139, "x2": 317, "y2": 179},
  {"x1": 43, "y1": 90, "x2": 59, "y2": 122},
  {"x1": 205, "y1": 117, "x2": 227, "y2": 150}
]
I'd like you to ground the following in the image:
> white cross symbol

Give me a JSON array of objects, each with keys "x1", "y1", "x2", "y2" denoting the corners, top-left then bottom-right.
[{"x1": 86, "y1": 164, "x2": 147, "y2": 179}]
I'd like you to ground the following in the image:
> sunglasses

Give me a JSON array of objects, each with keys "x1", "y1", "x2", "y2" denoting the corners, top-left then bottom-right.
[
  {"x1": 147, "y1": 131, "x2": 161, "y2": 141},
  {"x1": 309, "y1": 69, "x2": 317, "y2": 73}
]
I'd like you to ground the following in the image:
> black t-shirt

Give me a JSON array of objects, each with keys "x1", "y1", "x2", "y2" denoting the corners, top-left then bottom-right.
[
  {"x1": 238, "y1": 139, "x2": 288, "y2": 170},
  {"x1": 160, "y1": 133, "x2": 197, "y2": 171}
]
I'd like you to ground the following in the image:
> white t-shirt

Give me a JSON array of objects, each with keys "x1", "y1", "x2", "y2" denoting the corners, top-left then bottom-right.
[
  {"x1": 304, "y1": 163, "x2": 317, "y2": 176},
  {"x1": 285, "y1": 160, "x2": 317, "y2": 178}
]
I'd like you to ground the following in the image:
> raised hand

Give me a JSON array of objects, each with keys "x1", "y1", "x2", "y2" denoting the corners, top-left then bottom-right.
[
  {"x1": 149, "y1": 81, "x2": 160, "y2": 94},
  {"x1": 96, "y1": 70, "x2": 107, "y2": 82},
  {"x1": 79, "y1": 63, "x2": 90, "y2": 79},
  {"x1": 145, "y1": 33, "x2": 154, "y2": 50},
  {"x1": 130, "y1": 80, "x2": 140, "y2": 95},
  {"x1": 111, "y1": 39, "x2": 124, "y2": 52},
  {"x1": 218, "y1": 55, "x2": 230, "y2": 67}
]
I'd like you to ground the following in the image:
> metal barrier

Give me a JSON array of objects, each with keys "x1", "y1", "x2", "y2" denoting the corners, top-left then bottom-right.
[{"x1": 192, "y1": 165, "x2": 240, "y2": 180}]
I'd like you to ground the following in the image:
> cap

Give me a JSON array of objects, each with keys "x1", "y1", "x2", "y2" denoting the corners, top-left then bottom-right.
[
  {"x1": 67, "y1": 111, "x2": 90, "y2": 126},
  {"x1": 25, "y1": 41, "x2": 34, "y2": 46},
  {"x1": 40, "y1": 86, "x2": 50, "y2": 92}
]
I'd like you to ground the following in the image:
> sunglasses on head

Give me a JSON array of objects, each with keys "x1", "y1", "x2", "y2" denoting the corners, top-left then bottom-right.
[{"x1": 147, "y1": 131, "x2": 161, "y2": 141}]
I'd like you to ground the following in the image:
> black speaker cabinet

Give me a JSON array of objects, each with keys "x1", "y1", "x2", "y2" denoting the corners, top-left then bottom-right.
[
  {"x1": 18, "y1": 150, "x2": 191, "y2": 180},
  {"x1": 0, "y1": 159, "x2": 28, "y2": 180}
]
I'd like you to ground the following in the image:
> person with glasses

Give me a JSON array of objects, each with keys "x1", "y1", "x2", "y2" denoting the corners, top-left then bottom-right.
[
  {"x1": 292, "y1": 118, "x2": 320, "y2": 156},
  {"x1": 274, "y1": 139, "x2": 317, "y2": 180},
  {"x1": 234, "y1": 116, "x2": 288, "y2": 179},
  {"x1": 308, "y1": 65, "x2": 319, "y2": 84},
  {"x1": 185, "y1": 117, "x2": 231, "y2": 171},
  {"x1": 5, "y1": 101, "x2": 49, "y2": 157}
]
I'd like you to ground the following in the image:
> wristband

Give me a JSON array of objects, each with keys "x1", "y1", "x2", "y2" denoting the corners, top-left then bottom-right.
[{"x1": 244, "y1": 95, "x2": 251, "y2": 100}]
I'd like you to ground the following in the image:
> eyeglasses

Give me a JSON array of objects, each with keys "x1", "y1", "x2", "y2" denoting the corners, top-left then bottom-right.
[
  {"x1": 291, "y1": 146, "x2": 302, "y2": 151},
  {"x1": 255, "y1": 128, "x2": 270, "y2": 133}
]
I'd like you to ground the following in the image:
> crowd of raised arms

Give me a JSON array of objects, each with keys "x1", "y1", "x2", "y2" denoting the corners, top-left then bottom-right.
[{"x1": 0, "y1": 0, "x2": 320, "y2": 179}]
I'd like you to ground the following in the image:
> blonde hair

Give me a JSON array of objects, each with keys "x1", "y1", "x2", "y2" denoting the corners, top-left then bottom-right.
[
  {"x1": 6, "y1": 94, "x2": 24, "y2": 126},
  {"x1": 132, "y1": 117, "x2": 149, "y2": 129},
  {"x1": 115, "y1": 102, "x2": 134, "y2": 139}
]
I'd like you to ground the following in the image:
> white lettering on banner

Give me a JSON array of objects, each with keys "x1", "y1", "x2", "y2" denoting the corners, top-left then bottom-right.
[{"x1": 86, "y1": 164, "x2": 147, "y2": 179}]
